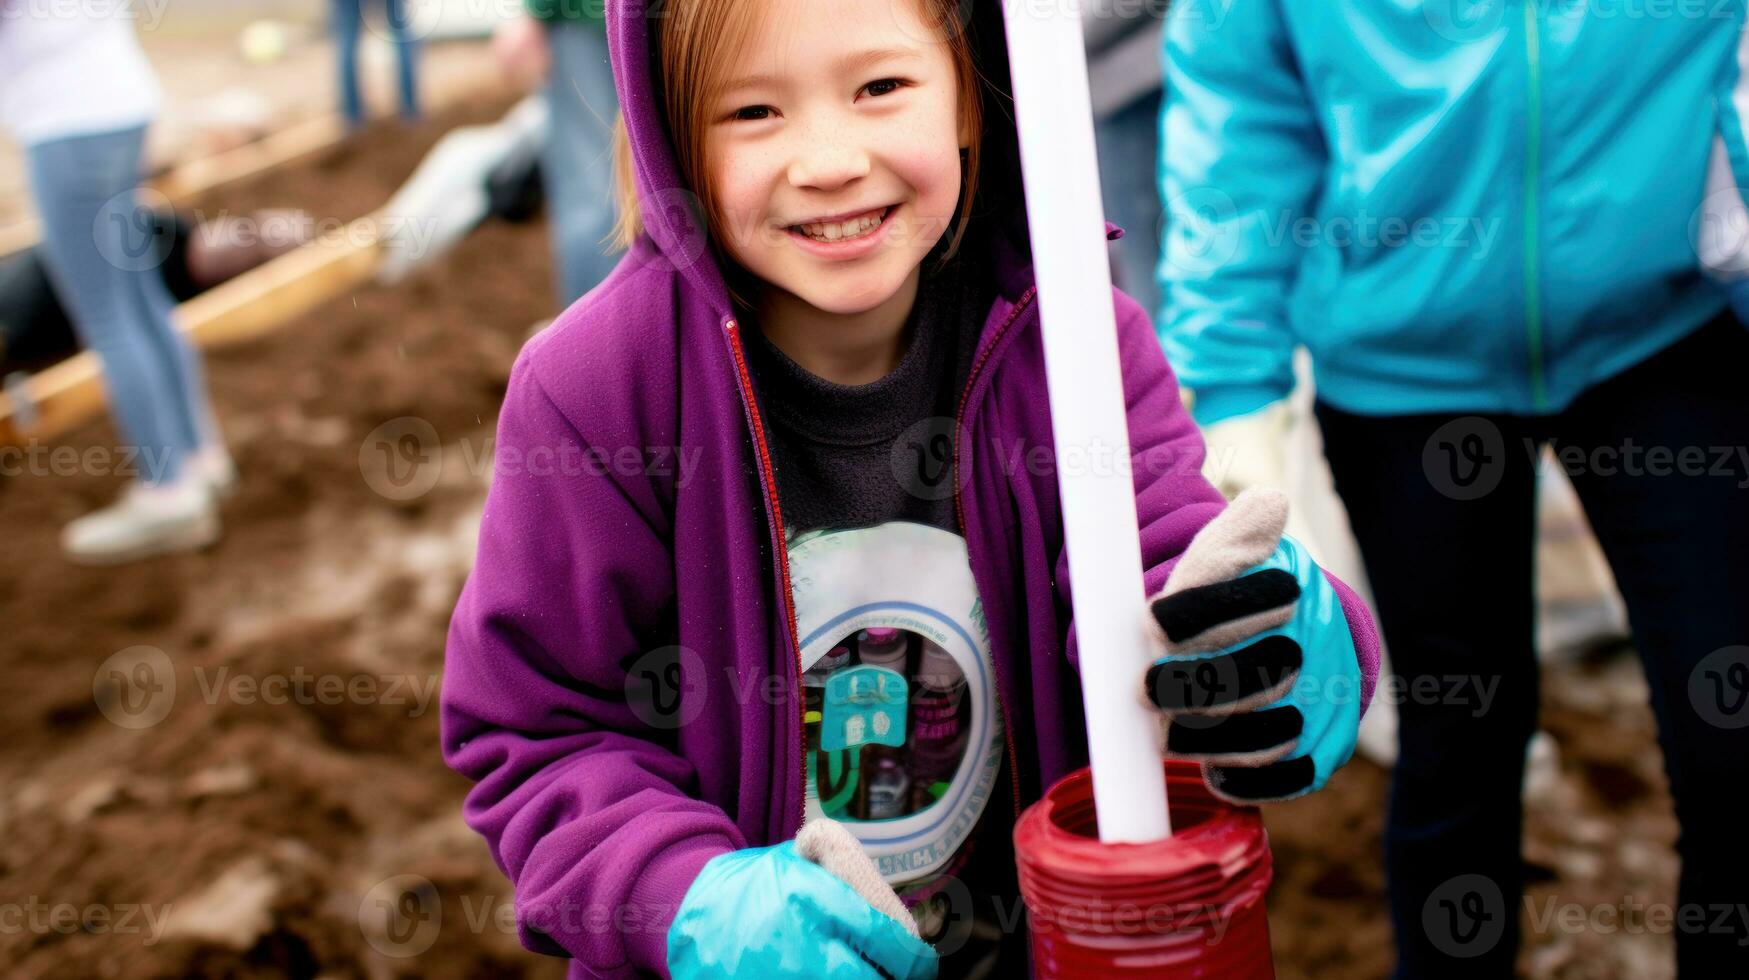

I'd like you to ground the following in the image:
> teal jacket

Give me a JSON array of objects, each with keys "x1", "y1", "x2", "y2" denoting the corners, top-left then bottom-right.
[{"x1": 1160, "y1": 0, "x2": 1748, "y2": 424}]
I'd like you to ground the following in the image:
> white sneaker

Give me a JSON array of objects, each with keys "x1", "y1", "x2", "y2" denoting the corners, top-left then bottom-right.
[
  {"x1": 191, "y1": 443, "x2": 239, "y2": 498},
  {"x1": 62, "y1": 471, "x2": 221, "y2": 565}
]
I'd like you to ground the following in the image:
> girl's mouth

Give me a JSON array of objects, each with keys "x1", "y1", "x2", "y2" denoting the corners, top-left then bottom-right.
[{"x1": 786, "y1": 205, "x2": 897, "y2": 246}]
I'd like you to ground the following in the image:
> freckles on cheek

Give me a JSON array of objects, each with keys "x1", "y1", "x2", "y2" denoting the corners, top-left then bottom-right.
[
  {"x1": 709, "y1": 176, "x2": 769, "y2": 252},
  {"x1": 725, "y1": 154, "x2": 787, "y2": 226},
  {"x1": 893, "y1": 144, "x2": 964, "y2": 218}
]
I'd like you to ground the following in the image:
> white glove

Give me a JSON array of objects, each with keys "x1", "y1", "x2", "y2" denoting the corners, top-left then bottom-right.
[{"x1": 1197, "y1": 399, "x2": 1292, "y2": 500}]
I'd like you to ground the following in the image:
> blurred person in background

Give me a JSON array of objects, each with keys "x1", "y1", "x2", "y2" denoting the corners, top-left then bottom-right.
[
  {"x1": 1084, "y1": 0, "x2": 1168, "y2": 321},
  {"x1": 1, "y1": 0, "x2": 235, "y2": 564},
  {"x1": 492, "y1": 0, "x2": 621, "y2": 306},
  {"x1": 2, "y1": 207, "x2": 312, "y2": 375},
  {"x1": 1162, "y1": 4, "x2": 1749, "y2": 976},
  {"x1": 332, "y1": 0, "x2": 421, "y2": 129}
]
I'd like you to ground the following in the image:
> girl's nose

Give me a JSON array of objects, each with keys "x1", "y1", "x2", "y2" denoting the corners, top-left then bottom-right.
[{"x1": 786, "y1": 140, "x2": 872, "y2": 193}]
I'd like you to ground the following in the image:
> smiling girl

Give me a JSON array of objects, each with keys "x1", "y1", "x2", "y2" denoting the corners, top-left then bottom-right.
[{"x1": 442, "y1": 1, "x2": 1380, "y2": 977}]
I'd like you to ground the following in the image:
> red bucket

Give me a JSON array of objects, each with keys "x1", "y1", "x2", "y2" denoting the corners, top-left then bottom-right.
[{"x1": 1013, "y1": 760, "x2": 1275, "y2": 979}]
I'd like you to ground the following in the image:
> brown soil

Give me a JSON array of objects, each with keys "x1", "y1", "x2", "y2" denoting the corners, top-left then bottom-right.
[
  {"x1": 0, "y1": 95, "x2": 1683, "y2": 979},
  {"x1": 0, "y1": 93, "x2": 562, "y2": 980}
]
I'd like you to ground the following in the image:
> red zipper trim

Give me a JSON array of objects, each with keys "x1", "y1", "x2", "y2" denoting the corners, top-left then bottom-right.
[
  {"x1": 724, "y1": 317, "x2": 808, "y2": 837},
  {"x1": 952, "y1": 285, "x2": 1037, "y2": 820}
]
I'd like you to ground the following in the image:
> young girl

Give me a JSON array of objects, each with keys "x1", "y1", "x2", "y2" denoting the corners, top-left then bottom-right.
[
  {"x1": 442, "y1": 0, "x2": 1380, "y2": 976},
  {"x1": 1, "y1": 1, "x2": 234, "y2": 563}
]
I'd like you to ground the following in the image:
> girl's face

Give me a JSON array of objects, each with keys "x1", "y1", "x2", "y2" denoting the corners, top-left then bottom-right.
[{"x1": 703, "y1": 0, "x2": 970, "y2": 316}]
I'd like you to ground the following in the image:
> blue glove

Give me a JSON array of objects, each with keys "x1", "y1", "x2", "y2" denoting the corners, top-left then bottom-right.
[
  {"x1": 667, "y1": 840, "x2": 939, "y2": 979},
  {"x1": 1143, "y1": 490, "x2": 1361, "y2": 802}
]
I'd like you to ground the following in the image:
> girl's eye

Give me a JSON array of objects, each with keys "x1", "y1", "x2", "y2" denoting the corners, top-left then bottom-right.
[
  {"x1": 724, "y1": 79, "x2": 908, "y2": 122},
  {"x1": 861, "y1": 78, "x2": 907, "y2": 99}
]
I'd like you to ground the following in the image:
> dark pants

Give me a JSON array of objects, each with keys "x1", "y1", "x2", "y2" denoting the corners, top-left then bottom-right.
[{"x1": 1316, "y1": 315, "x2": 1749, "y2": 978}]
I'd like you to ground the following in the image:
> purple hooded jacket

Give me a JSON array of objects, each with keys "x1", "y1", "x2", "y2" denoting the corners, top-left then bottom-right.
[{"x1": 441, "y1": 2, "x2": 1381, "y2": 976}]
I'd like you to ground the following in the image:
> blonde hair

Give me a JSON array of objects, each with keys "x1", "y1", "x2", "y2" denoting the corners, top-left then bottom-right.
[{"x1": 606, "y1": 0, "x2": 985, "y2": 277}]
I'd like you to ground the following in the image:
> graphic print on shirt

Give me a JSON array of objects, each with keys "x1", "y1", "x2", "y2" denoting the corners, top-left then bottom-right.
[{"x1": 791, "y1": 521, "x2": 1003, "y2": 889}]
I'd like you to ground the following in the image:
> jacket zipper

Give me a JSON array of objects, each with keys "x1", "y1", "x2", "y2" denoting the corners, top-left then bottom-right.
[
  {"x1": 723, "y1": 317, "x2": 809, "y2": 838},
  {"x1": 952, "y1": 285, "x2": 1039, "y2": 822},
  {"x1": 1522, "y1": 1, "x2": 1548, "y2": 411}
]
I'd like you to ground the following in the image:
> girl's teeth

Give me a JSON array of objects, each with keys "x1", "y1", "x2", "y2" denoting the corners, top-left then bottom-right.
[{"x1": 797, "y1": 209, "x2": 884, "y2": 241}]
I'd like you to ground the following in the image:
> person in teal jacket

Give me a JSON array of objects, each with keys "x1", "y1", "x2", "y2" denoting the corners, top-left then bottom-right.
[{"x1": 1161, "y1": 3, "x2": 1749, "y2": 976}]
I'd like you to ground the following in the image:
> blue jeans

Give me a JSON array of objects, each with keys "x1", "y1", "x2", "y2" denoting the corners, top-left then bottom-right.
[
  {"x1": 1093, "y1": 89, "x2": 1164, "y2": 322},
  {"x1": 26, "y1": 126, "x2": 216, "y2": 485},
  {"x1": 333, "y1": 0, "x2": 420, "y2": 125},
  {"x1": 1317, "y1": 315, "x2": 1749, "y2": 978},
  {"x1": 542, "y1": 21, "x2": 622, "y2": 306}
]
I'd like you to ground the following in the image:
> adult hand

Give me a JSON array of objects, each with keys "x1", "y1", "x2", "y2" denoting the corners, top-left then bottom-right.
[{"x1": 1197, "y1": 398, "x2": 1292, "y2": 499}]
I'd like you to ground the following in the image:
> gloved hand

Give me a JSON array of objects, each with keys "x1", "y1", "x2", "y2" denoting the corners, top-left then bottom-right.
[
  {"x1": 1142, "y1": 489, "x2": 1361, "y2": 802},
  {"x1": 1194, "y1": 397, "x2": 1292, "y2": 499},
  {"x1": 667, "y1": 820, "x2": 938, "y2": 979}
]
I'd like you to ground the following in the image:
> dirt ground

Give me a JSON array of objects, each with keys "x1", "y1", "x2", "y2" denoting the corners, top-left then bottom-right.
[
  {"x1": 0, "y1": 97, "x2": 1684, "y2": 979},
  {"x1": 1, "y1": 94, "x2": 563, "y2": 980}
]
